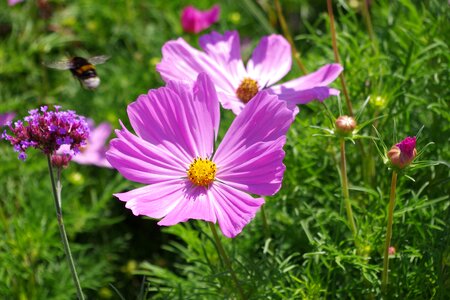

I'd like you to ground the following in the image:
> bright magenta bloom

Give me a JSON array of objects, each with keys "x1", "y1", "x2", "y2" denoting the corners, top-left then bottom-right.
[
  {"x1": 181, "y1": 5, "x2": 220, "y2": 34},
  {"x1": 387, "y1": 136, "x2": 417, "y2": 169},
  {"x1": 58, "y1": 120, "x2": 112, "y2": 168},
  {"x1": 157, "y1": 30, "x2": 343, "y2": 115},
  {"x1": 106, "y1": 74, "x2": 293, "y2": 238}
]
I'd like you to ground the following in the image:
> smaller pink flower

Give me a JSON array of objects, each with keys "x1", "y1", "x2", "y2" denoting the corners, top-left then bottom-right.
[
  {"x1": 0, "y1": 112, "x2": 16, "y2": 126},
  {"x1": 181, "y1": 5, "x2": 220, "y2": 34},
  {"x1": 387, "y1": 136, "x2": 417, "y2": 169},
  {"x1": 8, "y1": 0, "x2": 24, "y2": 6}
]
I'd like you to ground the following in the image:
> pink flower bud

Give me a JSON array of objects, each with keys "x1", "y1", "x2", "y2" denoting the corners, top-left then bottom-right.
[
  {"x1": 181, "y1": 5, "x2": 220, "y2": 34},
  {"x1": 387, "y1": 136, "x2": 417, "y2": 169},
  {"x1": 335, "y1": 115, "x2": 356, "y2": 135}
]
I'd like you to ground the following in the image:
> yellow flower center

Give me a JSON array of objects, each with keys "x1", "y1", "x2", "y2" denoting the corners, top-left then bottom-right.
[
  {"x1": 187, "y1": 157, "x2": 217, "y2": 187},
  {"x1": 236, "y1": 78, "x2": 259, "y2": 103}
]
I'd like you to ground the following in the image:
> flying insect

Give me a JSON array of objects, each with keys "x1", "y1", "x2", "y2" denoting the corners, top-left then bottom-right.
[{"x1": 45, "y1": 55, "x2": 110, "y2": 90}]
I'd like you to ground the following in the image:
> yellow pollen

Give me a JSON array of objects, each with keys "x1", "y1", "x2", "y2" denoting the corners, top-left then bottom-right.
[
  {"x1": 187, "y1": 157, "x2": 217, "y2": 187},
  {"x1": 236, "y1": 78, "x2": 259, "y2": 103}
]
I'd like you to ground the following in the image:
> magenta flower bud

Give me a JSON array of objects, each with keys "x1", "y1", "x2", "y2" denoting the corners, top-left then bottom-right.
[
  {"x1": 335, "y1": 115, "x2": 356, "y2": 136},
  {"x1": 181, "y1": 5, "x2": 220, "y2": 34},
  {"x1": 387, "y1": 136, "x2": 417, "y2": 169}
]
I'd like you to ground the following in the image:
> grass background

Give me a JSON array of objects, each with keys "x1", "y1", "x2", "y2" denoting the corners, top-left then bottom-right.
[{"x1": 0, "y1": 0, "x2": 449, "y2": 299}]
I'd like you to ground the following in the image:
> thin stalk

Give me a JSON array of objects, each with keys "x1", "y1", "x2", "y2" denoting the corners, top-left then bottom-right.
[
  {"x1": 274, "y1": 0, "x2": 308, "y2": 74},
  {"x1": 47, "y1": 156, "x2": 85, "y2": 300},
  {"x1": 382, "y1": 171, "x2": 398, "y2": 293},
  {"x1": 361, "y1": 0, "x2": 376, "y2": 45},
  {"x1": 208, "y1": 223, "x2": 246, "y2": 300},
  {"x1": 326, "y1": 0, "x2": 354, "y2": 116},
  {"x1": 261, "y1": 203, "x2": 270, "y2": 238},
  {"x1": 339, "y1": 139, "x2": 357, "y2": 239}
]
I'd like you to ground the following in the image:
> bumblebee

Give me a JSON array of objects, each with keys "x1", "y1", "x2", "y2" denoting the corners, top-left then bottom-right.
[{"x1": 45, "y1": 55, "x2": 110, "y2": 90}]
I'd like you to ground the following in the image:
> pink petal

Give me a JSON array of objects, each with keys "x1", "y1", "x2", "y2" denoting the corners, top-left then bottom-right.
[
  {"x1": 153, "y1": 180, "x2": 264, "y2": 238},
  {"x1": 158, "y1": 181, "x2": 216, "y2": 226},
  {"x1": 157, "y1": 38, "x2": 235, "y2": 95},
  {"x1": 88, "y1": 122, "x2": 112, "y2": 151},
  {"x1": 181, "y1": 5, "x2": 220, "y2": 34},
  {"x1": 106, "y1": 125, "x2": 187, "y2": 184},
  {"x1": 214, "y1": 91, "x2": 293, "y2": 195},
  {"x1": 209, "y1": 182, "x2": 264, "y2": 238},
  {"x1": 127, "y1": 82, "x2": 211, "y2": 161},
  {"x1": 0, "y1": 112, "x2": 16, "y2": 126},
  {"x1": 268, "y1": 64, "x2": 343, "y2": 104},
  {"x1": 8, "y1": 0, "x2": 24, "y2": 6},
  {"x1": 115, "y1": 179, "x2": 186, "y2": 219},
  {"x1": 72, "y1": 149, "x2": 112, "y2": 168},
  {"x1": 217, "y1": 91, "x2": 245, "y2": 116},
  {"x1": 193, "y1": 73, "x2": 220, "y2": 140},
  {"x1": 199, "y1": 31, "x2": 247, "y2": 87},
  {"x1": 165, "y1": 73, "x2": 219, "y2": 156},
  {"x1": 246, "y1": 34, "x2": 292, "y2": 88}
]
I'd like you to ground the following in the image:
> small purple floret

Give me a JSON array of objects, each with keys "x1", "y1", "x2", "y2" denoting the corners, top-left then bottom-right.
[
  {"x1": 396, "y1": 136, "x2": 416, "y2": 158},
  {"x1": 1, "y1": 106, "x2": 89, "y2": 161}
]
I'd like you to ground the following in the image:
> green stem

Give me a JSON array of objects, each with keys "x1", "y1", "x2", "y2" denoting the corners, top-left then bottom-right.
[
  {"x1": 274, "y1": 0, "x2": 308, "y2": 74},
  {"x1": 261, "y1": 202, "x2": 270, "y2": 239},
  {"x1": 326, "y1": 0, "x2": 354, "y2": 116},
  {"x1": 361, "y1": 0, "x2": 377, "y2": 52},
  {"x1": 382, "y1": 171, "x2": 398, "y2": 293},
  {"x1": 340, "y1": 139, "x2": 357, "y2": 239},
  {"x1": 208, "y1": 223, "x2": 246, "y2": 300},
  {"x1": 47, "y1": 156, "x2": 85, "y2": 300}
]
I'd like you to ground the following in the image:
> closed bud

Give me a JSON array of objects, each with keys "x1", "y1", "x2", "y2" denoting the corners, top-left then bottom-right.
[
  {"x1": 335, "y1": 115, "x2": 356, "y2": 136},
  {"x1": 387, "y1": 136, "x2": 417, "y2": 169}
]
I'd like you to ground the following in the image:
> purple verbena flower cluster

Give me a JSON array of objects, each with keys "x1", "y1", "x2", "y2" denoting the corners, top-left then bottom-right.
[{"x1": 2, "y1": 106, "x2": 89, "y2": 161}]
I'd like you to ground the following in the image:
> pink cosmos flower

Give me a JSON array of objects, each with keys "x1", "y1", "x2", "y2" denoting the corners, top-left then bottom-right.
[
  {"x1": 0, "y1": 112, "x2": 16, "y2": 126},
  {"x1": 106, "y1": 73, "x2": 293, "y2": 238},
  {"x1": 157, "y1": 30, "x2": 343, "y2": 115},
  {"x1": 181, "y1": 5, "x2": 220, "y2": 34},
  {"x1": 58, "y1": 120, "x2": 112, "y2": 168}
]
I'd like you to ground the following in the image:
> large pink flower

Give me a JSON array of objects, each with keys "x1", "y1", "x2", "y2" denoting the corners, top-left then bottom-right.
[
  {"x1": 157, "y1": 30, "x2": 343, "y2": 115},
  {"x1": 106, "y1": 74, "x2": 294, "y2": 238},
  {"x1": 181, "y1": 4, "x2": 220, "y2": 34}
]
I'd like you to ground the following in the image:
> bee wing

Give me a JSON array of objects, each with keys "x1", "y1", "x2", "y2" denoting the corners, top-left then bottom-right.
[
  {"x1": 44, "y1": 59, "x2": 74, "y2": 70},
  {"x1": 88, "y1": 55, "x2": 110, "y2": 65}
]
